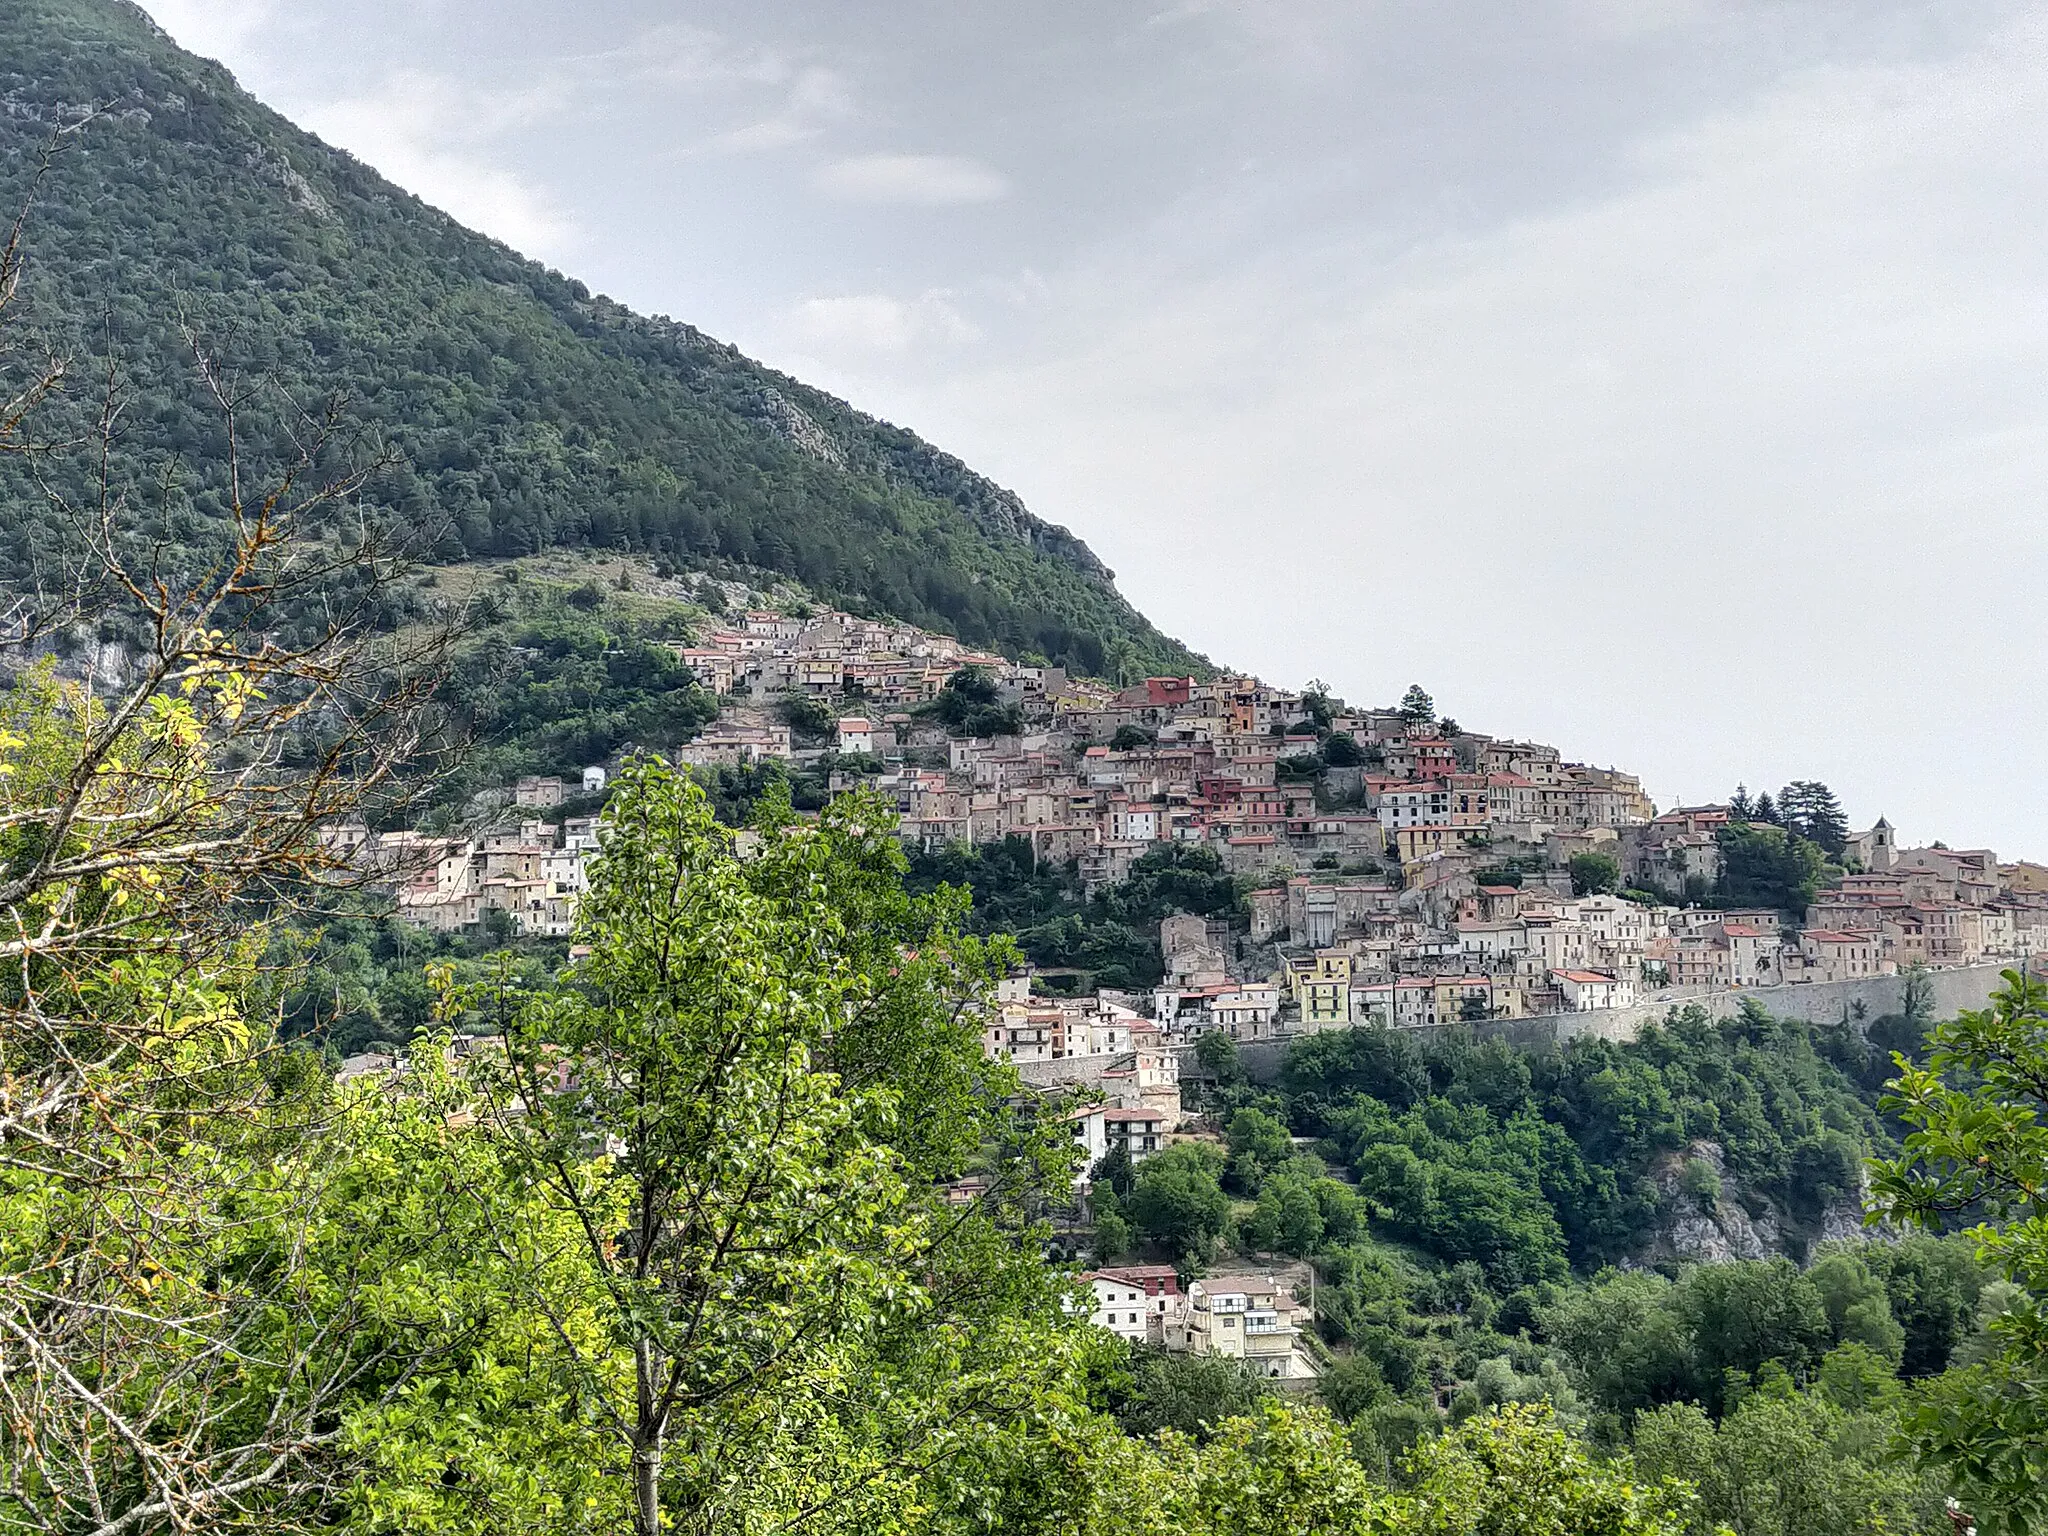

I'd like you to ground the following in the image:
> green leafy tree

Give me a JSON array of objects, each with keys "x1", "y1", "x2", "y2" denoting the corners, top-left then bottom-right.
[
  {"x1": 928, "y1": 666, "x2": 1024, "y2": 737},
  {"x1": 779, "y1": 692, "x2": 837, "y2": 741},
  {"x1": 1196, "y1": 1029, "x2": 1245, "y2": 1087},
  {"x1": 1225, "y1": 1108, "x2": 1294, "y2": 1194},
  {"x1": 1402, "y1": 1404, "x2": 1691, "y2": 1536},
  {"x1": 1806, "y1": 1248, "x2": 1906, "y2": 1363},
  {"x1": 1633, "y1": 1383, "x2": 1945, "y2": 1536},
  {"x1": 468, "y1": 761, "x2": 1083, "y2": 1535},
  {"x1": 1568, "y1": 852, "x2": 1621, "y2": 897},
  {"x1": 1126, "y1": 1143, "x2": 1233, "y2": 1261},
  {"x1": 1111, "y1": 723, "x2": 1158, "y2": 750},
  {"x1": 1870, "y1": 971, "x2": 2048, "y2": 1531},
  {"x1": 1112, "y1": 1345, "x2": 1273, "y2": 1440},
  {"x1": 1677, "y1": 1259, "x2": 1832, "y2": 1412},
  {"x1": 1322, "y1": 732, "x2": 1365, "y2": 768},
  {"x1": 1716, "y1": 821, "x2": 1828, "y2": 915},
  {"x1": 1778, "y1": 780, "x2": 1852, "y2": 859}
]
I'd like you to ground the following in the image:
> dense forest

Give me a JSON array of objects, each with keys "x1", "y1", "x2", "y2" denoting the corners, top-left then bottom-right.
[
  {"x1": 1076, "y1": 996, "x2": 2044, "y2": 1536},
  {"x1": 0, "y1": 0, "x2": 1202, "y2": 681}
]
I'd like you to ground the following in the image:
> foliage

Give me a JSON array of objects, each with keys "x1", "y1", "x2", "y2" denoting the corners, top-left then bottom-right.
[
  {"x1": 1568, "y1": 852, "x2": 1621, "y2": 897},
  {"x1": 1240, "y1": 1156, "x2": 1367, "y2": 1257},
  {"x1": 1126, "y1": 1143, "x2": 1234, "y2": 1263},
  {"x1": 1224, "y1": 1107, "x2": 1294, "y2": 1194},
  {"x1": 1401, "y1": 1404, "x2": 1689, "y2": 1536},
  {"x1": 906, "y1": 834, "x2": 1246, "y2": 992},
  {"x1": 1399, "y1": 686, "x2": 1437, "y2": 727},
  {"x1": 1196, "y1": 1030, "x2": 1245, "y2": 1087},
  {"x1": 1716, "y1": 822, "x2": 1830, "y2": 915},
  {"x1": 926, "y1": 666, "x2": 1024, "y2": 737},
  {"x1": 780, "y1": 691, "x2": 837, "y2": 741},
  {"x1": 1633, "y1": 1376, "x2": 1946, "y2": 1536},
  {"x1": 437, "y1": 602, "x2": 720, "y2": 800},
  {"x1": 1322, "y1": 732, "x2": 1366, "y2": 768},
  {"x1": 1278, "y1": 1004, "x2": 1891, "y2": 1277},
  {"x1": 407, "y1": 761, "x2": 1089, "y2": 1533},
  {"x1": 1112, "y1": 1346, "x2": 1274, "y2": 1440},
  {"x1": 1775, "y1": 781, "x2": 1853, "y2": 860},
  {"x1": 1870, "y1": 971, "x2": 2048, "y2": 1532}
]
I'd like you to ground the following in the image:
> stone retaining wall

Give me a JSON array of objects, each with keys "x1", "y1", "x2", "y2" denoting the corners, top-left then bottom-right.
[{"x1": 1185, "y1": 961, "x2": 2019, "y2": 1085}]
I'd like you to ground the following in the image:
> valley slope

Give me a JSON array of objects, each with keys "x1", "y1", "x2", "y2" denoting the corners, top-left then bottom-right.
[{"x1": 0, "y1": 0, "x2": 1201, "y2": 680}]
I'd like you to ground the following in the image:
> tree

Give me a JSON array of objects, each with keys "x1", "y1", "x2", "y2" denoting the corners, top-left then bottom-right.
[
  {"x1": 1568, "y1": 852, "x2": 1621, "y2": 897},
  {"x1": 467, "y1": 762, "x2": 1082, "y2": 1535},
  {"x1": 1869, "y1": 971, "x2": 2048, "y2": 1532},
  {"x1": 1716, "y1": 821, "x2": 1827, "y2": 914},
  {"x1": 1111, "y1": 723, "x2": 1158, "y2": 750},
  {"x1": 1321, "y1": 732, "x2": 1364, "y2": 768},
  {"x1": 1398, "y1": 685, "x2": 1436, "y2": 728},
  {"x1": 1806, "y1": 1249, "x2": 1905, "y2": 1363},
  {"x1": 1113, "y1": 1345, "x2": 1272, "y2": 1440},
  {"x1": 1225, "y1": 1108, "x2": 1293, "y2": 1194},
  {"x1": 1299, "y1": 682, "x2": 1336, "y2": 733},
  {"x1": 1403, "y1": 1404, "x2": 1690, "y2": 1536},
  {"x1": 1677, "y1": 1259, "x2": 1831, "y2": 1411},
  {"x1": 1634, "y1": 1385, "x2": 1944, "y2": 1536},
  {"x1": 779, "y1": 691, "x2": 836, "y2": 741},
  {"x1": 1195, "y1": 1029, "x2": 1245, "y2": 1087},
  {"x1": 1778, "y1": 780, "x2": 1851, "y2": 859},
  {"x1": 928, "y1": 666, "x2": 1024, "y2": 737},
  {"x1": 0, "y1": 226, "x2": 458, "y2": 1532},
  {"x1": 1126, "y1": 1143, "x2": 1232, "y2": 1261}
]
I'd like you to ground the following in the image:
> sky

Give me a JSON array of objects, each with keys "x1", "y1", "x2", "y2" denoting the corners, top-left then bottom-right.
[{"x1": 143, "y1": 0, "x2": 2048, "y2": 858}]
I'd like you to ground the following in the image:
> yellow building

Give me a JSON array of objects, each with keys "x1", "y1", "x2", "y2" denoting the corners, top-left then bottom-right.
[
  {"x1": 2002, "y1": 861, "x2": 2048, "y2": 895},
  {"x1": 1287, "y1": 947, "x2": 1355, "y2": 1025},
  {"x1": 1430, "y1": 975, "x2": 1525, "y2": 1022}
]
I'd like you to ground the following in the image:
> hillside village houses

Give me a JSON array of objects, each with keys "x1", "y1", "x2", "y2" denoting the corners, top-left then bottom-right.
[
  {"x1": 1074, "y1": 1265, "x2": 1320, "y2": 1383},
  {"x1": 348, "y1": 602, "x2": 2048, "y2": 1073}
]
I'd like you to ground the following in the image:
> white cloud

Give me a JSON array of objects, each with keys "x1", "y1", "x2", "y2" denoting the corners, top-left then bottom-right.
[
  {"x1": 813, "y1": 153, "x2": 1009, "y2": 205},
  {"x1": 139, "y1": 0, "x2": 277, "y2": 66},
  {"x1": 300, "y1": 70, "x2": 576, "y2": 260},
  {"x1": 684, "y1": 66, "x2": 855, "y2": 157},
  {"x1": 784, "y1": 291, "x2": 984, "y2": 353}
]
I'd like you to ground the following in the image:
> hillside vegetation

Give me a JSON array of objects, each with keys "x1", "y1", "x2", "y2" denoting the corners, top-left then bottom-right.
[{"x1": 0, "y1": 0, "x2": 1200, "y2": 680}]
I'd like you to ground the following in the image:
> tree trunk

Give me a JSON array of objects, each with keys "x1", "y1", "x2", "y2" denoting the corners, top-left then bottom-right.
[{"x1": 633, "y1": 1340, "x2": 663, "y2": 1536}]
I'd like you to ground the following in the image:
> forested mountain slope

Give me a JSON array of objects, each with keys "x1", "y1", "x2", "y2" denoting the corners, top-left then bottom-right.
[{"x1": 0, "y1": 0, "x2": 1200, "y2": 680}]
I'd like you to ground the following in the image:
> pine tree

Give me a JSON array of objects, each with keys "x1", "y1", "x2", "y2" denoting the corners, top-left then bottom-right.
[
  {"x1": 1780, "y1": 780, "x2": 1850, "y2": 858},
  {"x1": 1399, "y1": 684, "x2": 1436, "y2": 727},
  {"x1": 1731, "y1": 784, "x2": 1753, "y2": 819},
  {"x1": 1752, "y1": 791, "x2": 1779, "y2": 825}
]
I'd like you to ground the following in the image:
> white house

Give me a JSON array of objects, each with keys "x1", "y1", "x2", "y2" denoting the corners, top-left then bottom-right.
[
  {"x1": 1551, "y1": 969, "x2": 1636, "y2": 1011},
  {"x1": 1377, "y1": 782, "x2": 1452, "y2": 830},
  {"x1": 1078, "y1": 1269, "x2": 1173, "y2": 1342}
]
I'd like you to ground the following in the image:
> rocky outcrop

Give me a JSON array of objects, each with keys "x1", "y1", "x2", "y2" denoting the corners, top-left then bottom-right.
[{"x1": 1648, "y1": 1141, "x2": 1782, "y2": 1264}]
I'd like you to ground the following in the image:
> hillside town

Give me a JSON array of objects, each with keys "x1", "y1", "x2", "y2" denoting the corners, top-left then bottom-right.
[{"x1": 351, "y1": 603, "x2": 2048, "y2": 1137}]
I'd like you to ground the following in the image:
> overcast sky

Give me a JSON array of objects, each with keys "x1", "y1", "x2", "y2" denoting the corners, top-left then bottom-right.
[{"x1": 145, "y1": 0, "x2": 2048, "y2": 857}]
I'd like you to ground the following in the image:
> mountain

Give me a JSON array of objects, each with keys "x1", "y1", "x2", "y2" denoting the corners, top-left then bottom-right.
[{"x1": 0, "y1": 0, "x2": 1202, "y2": 681}]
